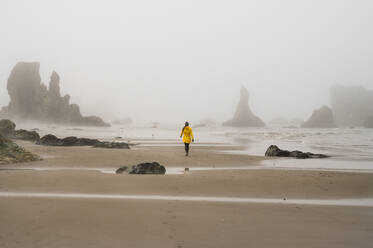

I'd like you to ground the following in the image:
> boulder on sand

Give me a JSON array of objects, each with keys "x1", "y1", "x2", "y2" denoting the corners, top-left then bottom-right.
[
  {"x1": 37, "y1": 134, "x2": 61, "y2": 146},
  {"x1": 265, "y1": 145, "x2": 329, "y2": 159},
  {"x1": 38, "y1": 134, "x2": 101, "y2": 147},
  {"x1": 223, "y1": 86, "x2": 265, "y2": 127},
  {"x1": 301, "y1": 105, "x2": 336, "y2": 128},
  {"x1": 0, "y1": 119, "x2": 40, "y2": 142},
  {"x1": 8, "y1": 129, "x2": 40, "y2": 142},
  {"x1": 93, "y1": 141, "x2": 130, "y2": 149},
  {"x1": 0, "y1": 134, "x2": 41, "y2": 164},
  {"x1": 38, "y1": 134, "x2": 129, "y2": 149},
  {"x1": 0, "y1": 119, "x2": 16, "y2": 136},
  {"x1": 116, "y1": 162, "x2": 166, "y2": 174}
]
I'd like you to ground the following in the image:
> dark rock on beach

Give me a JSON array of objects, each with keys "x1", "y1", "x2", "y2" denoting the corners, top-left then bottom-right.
[
  {"x1": 0, "y1": 134, "x2": 41, "y2": 164},
  {"x1": 8, "y1": 129, "x2": 40, "y2": 142},
  {"x1": 0, "y1": 62, "x2": 110, "y2": 127},
  {"x1": 115, "y1": 166, "x2": 129, "y2": 174},
  {"x1": 223, "y1": 86, "x2": 265, "y2": 127},
  {"x1": 265, "y1": 145, "x2": 329, "y2": 159},
  {"x1": 38, "y1": 134, "x2": 61, "y2": 146},
  {"x1": 116, "y1": 162, "x2": 166, "y2": 174},
  {"x1": 93, "y1": 142, "x2": 129, "y2": 149},
  {"x1": 38, "y1": 134, "x2": 129, "y2": 149},
  {"x1": 0, "y1": 119, "x2": 16, "y2": 136},
  {"x1": 0, "y1": 119, "x2": 40, "y2": 142}
]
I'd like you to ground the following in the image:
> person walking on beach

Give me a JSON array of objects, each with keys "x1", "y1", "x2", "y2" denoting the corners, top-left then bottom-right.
[{"x1": 180, "y1": 121, "x2": 194, "y2": 156}]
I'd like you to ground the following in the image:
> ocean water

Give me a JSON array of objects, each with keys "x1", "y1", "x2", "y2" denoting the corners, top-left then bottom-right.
[
  {"x1": 212, "y1": 126, "x2": 373, "y2": 172},
  {"x1": 16, "y1": 122, "x2": 373, "y2": 172}
]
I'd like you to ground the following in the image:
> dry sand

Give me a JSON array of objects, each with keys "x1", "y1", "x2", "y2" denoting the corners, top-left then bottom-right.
[{"x1": 0, "y1": 141, "x2": 373, "y2": 247}]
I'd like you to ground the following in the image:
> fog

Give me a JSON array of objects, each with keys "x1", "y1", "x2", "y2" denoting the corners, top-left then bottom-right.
[{"x1": 1, "y1": 0, "x2": 372, "y2": 124}]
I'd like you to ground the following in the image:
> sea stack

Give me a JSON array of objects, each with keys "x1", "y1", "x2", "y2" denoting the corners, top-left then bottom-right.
[
  {"x1": 223, "y1": 86, "x2": 265, "y2": 127},
  {"x1": 0, "y1": 62, "x2": 110, "y2": 127},
  {"x1": 364, "y1": 116, "x2": 373, "y2": 128},
  {"x1": 301, "y1": 105, "x2": 336, "y2": 128},
  {"x1": 330, "y1": 85, "x2": 373, "y2": 127}
]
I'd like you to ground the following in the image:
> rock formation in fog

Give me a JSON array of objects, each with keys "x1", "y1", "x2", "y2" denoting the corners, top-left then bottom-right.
[
  {"x1": 301, "y1": 105, "x2": 336, "y2": 128},
  {"x1": 223, "y1": 86, "x2": 265, "y2": 127},
  {"x1": 364, "y1": 116, "x2": 373, "y2": 128},
  {"x1": 0, "y1": 62, "x2": 109, "y2": 127},
  {"x1": 330, "y1": 85, "x2": 373, "y2": 127}
]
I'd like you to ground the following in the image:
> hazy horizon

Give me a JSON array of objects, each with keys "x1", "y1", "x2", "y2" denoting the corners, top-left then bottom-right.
[{"x1": 1, "y1": 0, "x2": 373, "y2": 124}]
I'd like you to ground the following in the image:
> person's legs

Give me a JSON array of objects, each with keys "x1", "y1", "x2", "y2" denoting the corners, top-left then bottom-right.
[{"x1": 184, "y1": 143, "x2": 190, "y2": 156}]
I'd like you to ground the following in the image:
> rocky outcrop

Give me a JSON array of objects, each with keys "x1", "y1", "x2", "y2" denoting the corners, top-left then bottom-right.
[
  {"x1": 0, "y1": 119, "x2": 40, "y2": 142},
  {"x1": 223, "y1": 86, "x2": 265, "y2": 127},
  {"x1": 331, "y1": 85, "x2": 373, "y2": 127},
  {"x1": 265, "y1": 145, "x2": 329, "y2": 159},
  {"x1": 93, "y1": 142, "x2": 130, "y2": 149},
  {"x1": 0, "y1": 119, "x2": 16, "y2": 136},
  {"x1": 116, "y1": 162, "x2": 166, "y2": 174},
  {"x1": 8, "y1": 129, "x2": 40, "y2": 142},
  {"x1": 301, "y1": 105, "x2": 336, "y2": 128},
  {"x1": 0, "y1": 134, "x2": 41, "y2": 164},
  {"x1": 364, "y1": 116, "x2": 373, "y2": 128},
  {"x1": 38, "y1": 134, "x2": 129, "y2": 149},
  {"x1": 0, "y1": 62, "x2": 109, "y2": 127}
]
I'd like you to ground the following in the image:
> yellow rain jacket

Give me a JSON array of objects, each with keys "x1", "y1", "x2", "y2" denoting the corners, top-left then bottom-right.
[{"x1": 180, "y1": 126, "x2": 194, "y2": 144}]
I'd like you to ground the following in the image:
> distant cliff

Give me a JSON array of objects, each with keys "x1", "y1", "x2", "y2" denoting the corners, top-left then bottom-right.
[
  {"x1": 330, "y1": 85, "x2": 373, "y2": 127},
  {"x1": 223, "y1": 86, "x2": 265, "y2": 127},
  {"x1": 0, "y1": 62, "x2": 109, "y2": 127}
]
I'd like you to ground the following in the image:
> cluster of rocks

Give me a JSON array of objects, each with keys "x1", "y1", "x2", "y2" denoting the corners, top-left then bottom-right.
[
  {"x1": 222, "y1": 84, "x2": 373, "y2": 129},
  {"x1": 0, "y1": 119, "x2": 40, "y2": 142},
  {"x1": 302, "y1": 84, "x2": 373, "y2": 129},
  {"x1": 37, "y1": 134, "x2": 130, "y2": 149},
  {"x1": 265, "y1": 145, "x2": 328, "y2": 159},
  {"x1": 116, "y1": 162, "x2": 166, "y2": 174},
  {"x1": 0, "y1": 134, "x2": 41, "y2": 164},
  {"x1": 223, "y1": 86, "x2": 265, "y2": 127},
  {"x1": 0, "y1": 119, "x2": 129, "y2": 149},
  {"x1": 0, "y1": 62, "x2": 109, "y2": 127}
]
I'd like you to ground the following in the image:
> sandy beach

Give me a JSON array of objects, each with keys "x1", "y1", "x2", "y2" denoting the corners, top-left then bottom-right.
[{"x1": 1, "y1": 141, "x2": 373, "y2": 248}]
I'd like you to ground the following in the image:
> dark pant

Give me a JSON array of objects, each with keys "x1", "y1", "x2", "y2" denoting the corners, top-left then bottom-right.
[{"x1": 184, "y1": 143, "x2": 190, "y2": 154}]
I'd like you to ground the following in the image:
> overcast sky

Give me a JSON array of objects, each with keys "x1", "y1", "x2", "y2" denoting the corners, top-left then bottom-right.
[{"x1": 0, "y1": 0, "x2": 372, "y2": 124}]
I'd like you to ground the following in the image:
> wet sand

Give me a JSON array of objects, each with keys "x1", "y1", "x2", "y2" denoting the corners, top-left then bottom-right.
[{"x1": 1, "y1": 141, "x2": 373, "y2": 247}]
